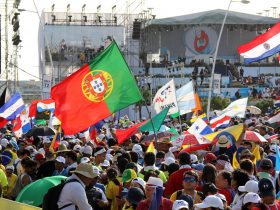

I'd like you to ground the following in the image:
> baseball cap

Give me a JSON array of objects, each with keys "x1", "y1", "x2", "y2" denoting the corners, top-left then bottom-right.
[
  {"x1": 35, "y1": 153, "x2": 45, "y2": 161},
  {"x1": 131, "y1": 177, "x2": 146, "y2": 190},
  {"x1": 204, "y1": 153, "x2": 217, "y2": 163},
  {"x1": 238, "y1": 180, "x2": 259, "y2": 194},
  {"x1": 243, "y1": 192, "x2": 261, "y2": 205},
  {"x1": 172, "y1": 200, "x2": 189, "y2": 210},
  {"x1": 122, "y1": 169, "x2": 137, "y2": 183},
  {"x1": 42, "y1": 137, "x2": 51, "y2": 144},
  {"x1": 82, "y1": 145, "x2": 93, "y2": 156},
  {"x1": 80, "y1": 157, "x2": 90, "y2": 164},
  {"x1": 55, "y1": 156, "x2": 66, "y2": 164},
  {"x1": 132, "y1": 144, "x2": 143, "y2": 156},
  {"x1": 6, "y1": 165, "x2": 15, "y2": 171},
  {"x1": 190, "y1": 154, "x2": 198, "y2": 163},
  {"x1": 258, "y1": 178, "x2": 274, "y2": 197},
  {"x1": 73, "y1": 144, "x2": 82, "y2": 152},
  {"x1": 195, "y1": 195, "x2": 223, "y2": 210},
  {"x1": 100, "y1": 159, "x2": 110, "y2": 167},
  {"x1": 94, "y1": 146, "x2": 106, "y2": 156},
  {"x1": 92, "y1": 166, "x2": 100, "y2": 175},
  {"x1": 1, "y1": 138, "x2": 9, "y2": 147}
]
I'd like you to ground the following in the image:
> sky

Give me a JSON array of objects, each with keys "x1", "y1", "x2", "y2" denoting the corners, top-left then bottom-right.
[{"x1": 3, "y1": 0, "x2": 280, "y2": 80}]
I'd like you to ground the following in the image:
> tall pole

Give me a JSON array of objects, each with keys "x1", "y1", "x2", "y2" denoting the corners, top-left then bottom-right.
[
  {"x1": 207, "y1": 0, "x2": 232, "y2": 120},
  {"x1": 5, "y1": 0, "x2": 9, "y2": 85}
]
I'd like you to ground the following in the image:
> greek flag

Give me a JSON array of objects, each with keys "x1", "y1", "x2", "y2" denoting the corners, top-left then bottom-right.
[{"x1": 0, "y1": 92, "x2": 25, "y2": 121}]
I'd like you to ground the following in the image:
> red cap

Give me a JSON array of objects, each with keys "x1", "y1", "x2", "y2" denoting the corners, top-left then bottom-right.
[
  {"x1": 205, "y1": 153, "x2": 217, "y2": 163},
  {"x1": 35, "y1": 153, "x2": 45, "y2": 161}
]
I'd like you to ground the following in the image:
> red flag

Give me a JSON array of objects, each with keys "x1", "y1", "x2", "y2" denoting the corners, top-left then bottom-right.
[
  {"x1": 29, "y1": 100, "x2": 38, "y2": 118},
  {"x1": 115, "y1": 121, "x2": 145, "y2": 145},
  {"x1": 0, "y1": 117, "x2": 8, "y2": 128}
]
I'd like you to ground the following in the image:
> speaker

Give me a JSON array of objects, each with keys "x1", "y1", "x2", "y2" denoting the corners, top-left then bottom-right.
[{"x1": 132, "y1": 21, "x2": 141, "y2": 40}]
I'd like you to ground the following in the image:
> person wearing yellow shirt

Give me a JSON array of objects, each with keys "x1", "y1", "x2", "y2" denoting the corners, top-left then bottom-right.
[
  {"x1": 106, "y1": 168, "x2": 122, "y2": 210},
  {"x1": 0, "y1": 168, "x2": 8, "y2": 197},
  {"x1": 3, "y1": 165, "x2": 17, "y2": 198},
  {"x1": 170, "y1": 170, "x2": 202, "y2": 205}
]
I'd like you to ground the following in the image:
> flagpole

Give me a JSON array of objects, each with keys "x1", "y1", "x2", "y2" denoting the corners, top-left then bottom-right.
[{"x1": 144, "y1": 101, "x2": 158, "y2": 150}]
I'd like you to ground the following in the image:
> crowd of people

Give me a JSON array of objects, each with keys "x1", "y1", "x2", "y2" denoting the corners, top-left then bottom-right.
[{"x1": 0, "y1": 104, "x2": 280, "y2": 210}]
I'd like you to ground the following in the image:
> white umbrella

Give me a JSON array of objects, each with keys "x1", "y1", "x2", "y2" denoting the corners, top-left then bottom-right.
[{"x1": 247, "y1": 106, "x2": 261, "y2": 115}]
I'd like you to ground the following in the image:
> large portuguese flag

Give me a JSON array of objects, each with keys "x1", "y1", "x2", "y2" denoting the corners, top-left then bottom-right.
[{"x1": 51, "y1": 41, "x2": 143, "y2": 134}]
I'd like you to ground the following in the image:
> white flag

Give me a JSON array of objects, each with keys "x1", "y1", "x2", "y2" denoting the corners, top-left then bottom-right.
[
  {"x1": 176, "y1": 81, "x2": 196, "y2": 115},
  {"x1": 153, "y1": 79, "x2": 178, "y2": 115},
  {"x1": 218, "y1": 98, "x2": 248, "y2": 118}
]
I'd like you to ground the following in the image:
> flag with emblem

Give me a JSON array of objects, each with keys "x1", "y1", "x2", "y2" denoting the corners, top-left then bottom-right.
[
  {"x1": 153, "y1": 79, "x2": 178, "y2": 115},
  {"x1": 217, "y1": 98, "x2": 248, "y2": 118},
  {"x1": 51, "y1": 41, "x2": 142, "y2": 134}
]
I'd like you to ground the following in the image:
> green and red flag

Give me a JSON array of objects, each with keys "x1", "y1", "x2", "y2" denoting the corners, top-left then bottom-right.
[
  {"x1": 116, "y1": 108, "x2": 169, "y2": 144},
  {"x1": 51, "y1": 41, "x2": 142, "y2": 134}
]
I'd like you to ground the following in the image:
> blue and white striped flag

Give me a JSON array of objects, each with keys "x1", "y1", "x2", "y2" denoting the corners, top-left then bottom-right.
[
  {"x1": 0, "y1": 92, "x2": 25, "y2": 121},
  {"x1": 176, "y1": 81, "x2": 196, "y2": 115}
]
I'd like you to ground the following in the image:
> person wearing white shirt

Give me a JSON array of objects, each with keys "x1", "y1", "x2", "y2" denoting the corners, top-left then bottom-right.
[{"x1": 57, "y1": 163, "x2": 98, "y2": 210}]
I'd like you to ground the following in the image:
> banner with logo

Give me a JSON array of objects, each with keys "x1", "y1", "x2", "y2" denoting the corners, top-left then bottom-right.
[
  {"x1": 153, "y1": 79, "x2": 178, "y2": 115},
  {"x1": 213, "y1": 74, "x2": 221, "y2": 94}
]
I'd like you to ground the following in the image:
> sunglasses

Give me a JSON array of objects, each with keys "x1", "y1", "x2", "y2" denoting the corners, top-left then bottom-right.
[{"x1": 183, "y1": 176, "x2": 196, "y2": 183}]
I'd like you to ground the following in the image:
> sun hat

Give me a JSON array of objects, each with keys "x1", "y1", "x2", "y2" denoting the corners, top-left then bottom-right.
[
  {"x1": 126, "y1": 187, "x2": 145, "y2": 205},
  {"x1": 216, "y1": 135, "x2": 231, "y2": 148},
  {"x1": 131, "y1": 177, "x2": 146, "y2": 190},
  {"x1": 60, "y1": 140, "x2": 69, "y2": 148},
  {"x1": 259, "y1": 178, "x2": 274, "y2": 197},
  {"x1": 56, "y1": 144, "x2": 69, "y2": 153},
  {"x1": 122, "y1": 169, "x2": 137, "y2": 183},
  {"x1": 243, "y1": 192, "x2": 261, "y2": 205},
  {"x1": 195, "y1": 195, "x2": 223, "y2": 210},
  {"x1": 55, "y1": 156, "x2": 66, "y2": 164},
  {"x1": 238, "y1": 180, "x2": 259, "y2": 193},
  {"x1": 172, "y1": 200, "x2": 189, "y2": 210},
  {"x1": 80, "y1": 157, "x2": 90, "y2": 164},
  {"x1": 82, "y1": 145, "x2": 93, "y2": 156},
  {"x1": 146, "y1": 177, "x2": 163, "y2": 188},
  {"x1": 71, "y1": 163, "x2": 99, "y2": 178}
]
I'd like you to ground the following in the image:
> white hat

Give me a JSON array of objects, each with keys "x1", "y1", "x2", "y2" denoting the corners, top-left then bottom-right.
[
  {"x1": 60, "y1": 140, "x2": 69, "y2": 148},
  {"x1": 79, "y1": 133, "x2": 85, "y2": 138},
  {"x1": 270, "y1": 144, "x2": 277, "y2": 153},
  {"x1": 164, "y1": 157, "x2": 175, "y2": 166},
  {"x1": 1, "y1": 138, "x2": 9, "y2": 147},
  {"x1": 55, "y1": 156, "x2": 65, "y2": 164},
  {"x1": 92, "y1": 166, "x2": 100, "y2": 175},
  {"x1": 172, "y1": 200, "x2": 189, "y2": 210},
  {"x1": 98, "y1": 134, "x2": 106, "y2": 140},
  {"x1": 216, "y1": 193, "x2": 227, "y2": 203},
  {"x1": 73, "y1": 144, "x2": 82, "y2": 152},
  {"x1": 71, "y1": 163, "x2": 98, "y2": 179},
  {"x1": 100, "y1": 159, "x2": 110, "y2": 167},
  {"x1": 0, "y1": 145, "x2": 2, "y2": 151},
  {"x1": 195, "y1": 195, "x2": 223, "y2": 210},
  {"x1": 190, "y1": 154, "x2": 198, "y2": 163},
  {"x1": 94, "y1": 147, "x2": 106, "y2": 156},
  {"x1": 6, "y1": 165, "x2": 14, "y2": 171},
  {"x1": 243, "y1": 192, "x2": 261, "y2": 205},
  {"x1": 42, "y1": 137, "x2": 51, "y2": 144},
  {"x1": 169, "y1": 146, "x2": 179, "y2": 153},
  {"x1": 106, "y1": 149, "x2": 113, "y2": 155},
  {"x1": 80, "y1": 157, "x2": 90, "y2": 164},
  {"x1": 106, "y1": 154, "x2": 113, "y2": 162},
  {"x1": 82, "y1": 145, "x2": 93, "y2": 156},
  {"x1": 132, "y1": 144, "x2": 143, "y2": 153},
  {"x1": 132, "y1": 177, "x2": 146, "y2": 190},
  {"x1": 238, "y1": 180, "x2": 259, "y2": 194},
  {"x1": 146, "y1": 177, "x2": 163, "y2": 188}
]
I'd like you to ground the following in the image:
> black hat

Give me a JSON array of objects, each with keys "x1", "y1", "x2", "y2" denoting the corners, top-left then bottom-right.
[
  {"x1": 259, "y1": 178, "x2": 274, "y2": 197},
  {"x1": 126, "y1": 187, "x2": 144, "y2": 205}
]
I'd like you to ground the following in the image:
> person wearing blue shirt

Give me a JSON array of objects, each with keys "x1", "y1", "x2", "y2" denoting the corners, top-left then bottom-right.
[{"x1": 52, "y1": 156, "x2": 68, "y2": 176}]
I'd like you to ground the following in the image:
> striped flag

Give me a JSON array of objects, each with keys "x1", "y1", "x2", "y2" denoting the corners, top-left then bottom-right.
[
  {"x1": 210, "y1": 115, "x2": 231, "y2": 131},
  {"x1": 238, "y1": 22, "x2": 280, "y2": 64},
  {"x1": 0, "y1": 92, "x2": 25, "y2": 121}
]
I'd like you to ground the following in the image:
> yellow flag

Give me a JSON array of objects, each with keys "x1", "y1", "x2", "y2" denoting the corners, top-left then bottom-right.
[
  {"x1": 190, "y1": 113, "x2": 207, "y2": 123},
  {"x1": 232, "y1": 151, "x2": 240, "y2": 169},
  {"x1": 252, "y1": 145, "x2": 261, "y2": 164},
  {"x1": 146, "y1": 142, "x2": 156, "y2": 154},
  {"x1": 205, "y1": 124, "x2": 244, "y2": 142}
]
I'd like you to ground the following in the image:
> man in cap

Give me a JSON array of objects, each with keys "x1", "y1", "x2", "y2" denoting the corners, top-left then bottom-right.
[
  {"x1": 38, "y1": 137, "x2": 51, "y2": 155},
  {"x1": 53, "y1": 156, "x2": 67, "y2": 176},
  {"x1": 136, "y1": 177, "x2": 173, "y2": 210},
  {"x1": 195, "y1": 195, "x2": 224, "y2": 210},
  {"x1": 258, "y1": 158, "x2": 274, "y2": 181},
  {"x1": 94, "y1": 146, "x2": 106, "y2": 171},
  {"x1": 65, "y1": 151, "x2": 78, "y2": 176},
  {"x1": 57, "y1": 163, "x2": 98, "y2": 210},
  {"x1": 252, "y1": 178, "x2": 280, "y2": 210},
  {"x1": 266, "y1": 144, "x2": 277, "y2": 167},
  {"x1": 172, "y1": 200, "x2": 189, "y2": 210}
]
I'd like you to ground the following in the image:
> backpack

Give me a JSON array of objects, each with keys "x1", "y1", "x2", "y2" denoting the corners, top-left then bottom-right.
[{"x1": 42, "y1": 179, "x2": 80, "y2": 210}]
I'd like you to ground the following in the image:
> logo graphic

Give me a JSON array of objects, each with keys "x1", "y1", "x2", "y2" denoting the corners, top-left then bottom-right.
[
  {"x1": 155, "y1": 85, "x2": 172, "y2": 103},
  {"x1": 263, "y1": 43, "x2": 270, "y2": 50},
  {"x1": 82, "y1": 70, "x2": 113, "y2": 102},
  {"x1": 194, "y1": 30, "x2": 209, "y2": 52}
]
